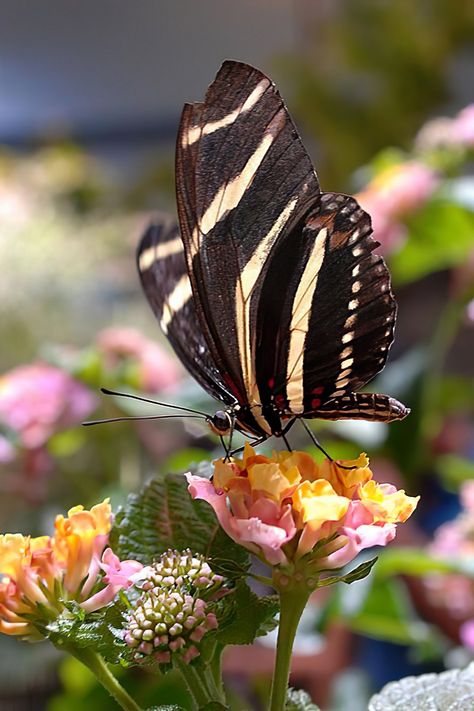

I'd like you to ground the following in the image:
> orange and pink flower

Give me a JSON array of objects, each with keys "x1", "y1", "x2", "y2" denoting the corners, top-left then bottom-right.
[
  {"x1": 187, "y1": 445, "x2": 419, "y2": 569},
  {"x1": 0, "y1": 499, "x2": 142, "y2": 639}
]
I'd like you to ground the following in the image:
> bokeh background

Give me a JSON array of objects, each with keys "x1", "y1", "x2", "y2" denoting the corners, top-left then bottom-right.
[{"x1": 1, "y1": 1, "x2": 474, "y2": 709}]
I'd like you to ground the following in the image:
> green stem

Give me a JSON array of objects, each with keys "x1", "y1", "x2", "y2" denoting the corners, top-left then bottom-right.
[
  {"x1": 175, "y1": 657, "x2": 213, "y2": 708},
  {"x1": 210, "y1": 644, "x2": 225, "y2": 699},
  {"x1": 70, "y1": 647, "x2": 142, "y2": 711},
  {"x1": 269, "y1": 587, "x2": 310, "y2": 711}
]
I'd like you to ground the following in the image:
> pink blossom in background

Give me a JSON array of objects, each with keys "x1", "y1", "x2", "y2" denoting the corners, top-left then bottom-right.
[
  {"x1": 426, "y1": 480, "x2": 474, "y2": 633},
  {"x1": 96, "y1": 327, "x2": 182, "y2": 392},
  {"x1": 460, "y1": 620, "x2": 474, "y2": 651},
  {"x1": 454, "y1": 105, "x2": 474, "y2": 147},
  {"x1": 0, "y1": 363, "x2": 97, "y2": 449},
  {"x1": 416, "y1": 104, "x2": 474, "y2": 151},
  {"x1": 356, "y1": 161, "x2": 439, "y2": 254},
  {"x1": 0, "y1": 436, "x2": 15, "y2": 463}
]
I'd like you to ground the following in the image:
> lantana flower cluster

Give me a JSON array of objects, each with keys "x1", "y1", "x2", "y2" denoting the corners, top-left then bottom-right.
[
  {"x1": 125, "y1": 550, "x2": 223, "y2": 665},
  {"x1": 188, "y1": 445, "x2": 419, "y2": 572},
  {"x1": 0, "y1": 499, "x2": 142, "y2": 639}
]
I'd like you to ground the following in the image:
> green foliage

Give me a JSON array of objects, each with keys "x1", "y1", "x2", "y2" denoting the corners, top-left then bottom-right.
[
  {"x1": 279, "y1": 0, "x2": 474, "y2": 188},
  {"x1": 111, "y1": 469, "x2": 249, "y2": 580},
  {"x1": 216, "y1": 581, "x2": 279, "y2": 647},
  {"x1": 389, "y1": 200, "x2": 474, "y2": 285},
  {"x1": 45, "y1": 600, "x2": 132, "y2": 666},
  {"x1": 368, "y1": 662, "x2": 474, "y2": 710},
  {"x1": 285, "y1": 688, "x2": 320, "y2": 710},
  {"x1": 318, "y1": 557, "x2": 378, "y2": 587}
]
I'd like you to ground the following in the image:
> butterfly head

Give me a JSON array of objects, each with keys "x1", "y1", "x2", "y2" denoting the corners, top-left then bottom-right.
[{"x1": 207, "y1": 410, "x2": 233, "y2": 436}]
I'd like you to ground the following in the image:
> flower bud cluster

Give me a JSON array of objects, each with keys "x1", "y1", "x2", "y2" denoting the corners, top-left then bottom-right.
[{"x1": 125, "y1": 550, "x2": 222, "y2": 665}]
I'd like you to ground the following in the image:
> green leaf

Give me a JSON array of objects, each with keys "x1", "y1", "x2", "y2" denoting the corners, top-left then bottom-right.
[
  {"x1": 111, "y1": 470, "x2": 249, "y2": 580},
  {"x1": 285, "y1": 687, "x2": 320, "y2": 710},
  {"x1": 45, "y1": 600, "x2": 132, "y2": 666},
  {"x1": 147, "y1": 707, "x2": 186, "y2": 711},
  {"x1": 437, "y1": 454, "x2": 474, "y2": 490},
  {"x1": 389, "y1": 199, "x2": 474, "y2": 285},
  {"x1": 163, "y1": 448, "x2": 211, "y2": 473},
  {"x1": 368, "y1": 662, "x2": 474, "y2": 710},
  {"x1": 199, "y1": 704, "x2": 228, "y2": 711},
  {"x1": 318, "y1": 557, "x2": 378, "y2": 587},
  {"x1": 216, "y1": 581, "x2": 279, "y2": 646},
  {"x1": 374, "y1": 547, "x2": 461, "y2": 579}
]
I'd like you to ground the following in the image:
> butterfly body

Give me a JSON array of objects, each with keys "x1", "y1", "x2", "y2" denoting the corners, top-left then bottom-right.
[{"x1": 137, "y1": 61, "x2": 409, "y2": 443}]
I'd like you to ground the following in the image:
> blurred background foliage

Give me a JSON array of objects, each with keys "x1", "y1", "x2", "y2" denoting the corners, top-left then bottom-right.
[{"x1": 0, "y1": 1, "x2": 474, "y2": 709}]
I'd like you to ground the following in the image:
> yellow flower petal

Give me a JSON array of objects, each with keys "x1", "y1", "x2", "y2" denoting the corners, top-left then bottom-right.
[
  {"x1": 248, "y1": 462, "x2": 298, "y2": 500},
  {"x1": 292, "y1": 480, "x2": 349, "y2": 525},
  {"x1": 319, "y1": 453, "x2": 372, "y2": 497},
  {"x1": 360, "y1": 481, "x2": 419, "y2": 523}
]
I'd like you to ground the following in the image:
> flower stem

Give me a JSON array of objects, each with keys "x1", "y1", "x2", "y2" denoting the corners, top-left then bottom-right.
[
  {"x1": 175, "y1": 657, "x2": 214, "y2": 708},
  {"x1": 269, "y1": 587, "x2": 310, "y2": 711},
  {"x1": 69, "y1": 647, "x2": 142, "y2": 711}
]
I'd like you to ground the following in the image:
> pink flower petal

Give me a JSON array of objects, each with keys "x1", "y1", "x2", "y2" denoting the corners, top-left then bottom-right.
[
  {"x1": 322, "y1": 523, "x2": 397, "y2": 569},
  {"x1": 460, "y1": 619, "x2": 474, "y2": 651}
]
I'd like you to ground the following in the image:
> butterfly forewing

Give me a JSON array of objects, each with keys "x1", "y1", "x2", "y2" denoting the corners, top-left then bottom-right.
[
  {"x1": 137, "y1": 220, "x2": 236, "y2": 407},
  {"x1": 176, "y1": 60, "x2": 320, "y2": 416}
]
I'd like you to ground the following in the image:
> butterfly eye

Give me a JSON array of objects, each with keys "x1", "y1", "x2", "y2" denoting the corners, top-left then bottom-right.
[{"x1": 208, "y1": 411, "x2": 232, "y2": 435}]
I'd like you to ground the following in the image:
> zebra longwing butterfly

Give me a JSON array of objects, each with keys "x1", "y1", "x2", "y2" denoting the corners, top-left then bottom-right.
[{"x1": 137, "y1": 61, "x2": 409, "y2": 443}]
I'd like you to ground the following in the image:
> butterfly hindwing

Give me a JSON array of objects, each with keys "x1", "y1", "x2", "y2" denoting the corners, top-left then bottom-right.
[{"x1": 254, "y1": 192, "x2": 398, "y2": 420}]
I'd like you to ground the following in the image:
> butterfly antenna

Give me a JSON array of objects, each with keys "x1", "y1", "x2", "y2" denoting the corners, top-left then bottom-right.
[
  {"x1": 83, "y1": 414, "x2": 206, "y2": 427},
  {"x1": 100, "y1": 387, "x2": 209, "y2": 417}
]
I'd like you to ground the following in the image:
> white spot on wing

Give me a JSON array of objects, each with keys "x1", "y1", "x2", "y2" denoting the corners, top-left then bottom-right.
[
  {"x1": 159, "y1": 275, "x2": 193, "y2": 335},
  {"x1": 199, "y1": 129, "x2": 277, "y2": 236},
  {"x1": 184, "y1": 79, "x2": 269, "y2": 146},
  {"x1": 138, "y1": 237, "x2": 183, "y2": 271}
]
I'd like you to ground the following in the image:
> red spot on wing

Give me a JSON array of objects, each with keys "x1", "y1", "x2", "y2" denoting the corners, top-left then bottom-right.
[
  {"x1": 312, "y1": 386, "x2": 324, "y2": 395},
  {"x1": 311, "y1": 398, "x2": 321, "y2": 409}
]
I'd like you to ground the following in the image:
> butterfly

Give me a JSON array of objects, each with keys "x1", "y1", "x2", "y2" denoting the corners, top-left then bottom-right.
[{"x1": 136, "y1": 60, "x2": 409, "y2": 448}]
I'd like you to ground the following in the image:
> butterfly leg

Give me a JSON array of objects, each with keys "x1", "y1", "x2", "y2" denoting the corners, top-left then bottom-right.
[
  {"x1": 219, "y1": 435, "x2": 230, "y2": 460},
  {"x1": 229, "y1": 435, "x2": 268, "y2": 457},
  {"x1": 300, "y1": 419, "x2": 333, "y2": 459},
  {"x1": 300, "y1": 419, "x2": 357, "y2": 469}
]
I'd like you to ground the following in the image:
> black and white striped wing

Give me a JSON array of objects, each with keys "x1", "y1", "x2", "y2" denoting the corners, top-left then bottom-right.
[
  {"x1": 137, "y1": 220, "x2": 236, "y2": 406},
  {"x1": 176, "y1": 60, "x2": 320, "y2": 413},
  {"x1": 255, "y1": 192, "x2": 408, "y2": 422}
]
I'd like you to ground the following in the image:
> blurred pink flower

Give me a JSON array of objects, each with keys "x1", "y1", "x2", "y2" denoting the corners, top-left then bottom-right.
[
  {"x1": 356, "y1": 161, "x2": 439, "y2": 253},
  {"x1": 460, "y1": 619, "x2": 474, "y2": 651},
  {"x1": 0, "y1": 436, "x2": 15, "y2": 463},
  {"x1": 96, "y1": 327, "x2": 181, "y2": 392},
  {"x1": 426, "y1": 480, "x2": 474, "y2": 629},
  {"x1": 0, "y1": 363, "x2": 97, "y2": 449},
  {"x1": 416, "y1": 104, "x2": 474, "y2": 151},
  {"x1": 454, "y1": 105, "x2": 474, "y2": 148}
]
